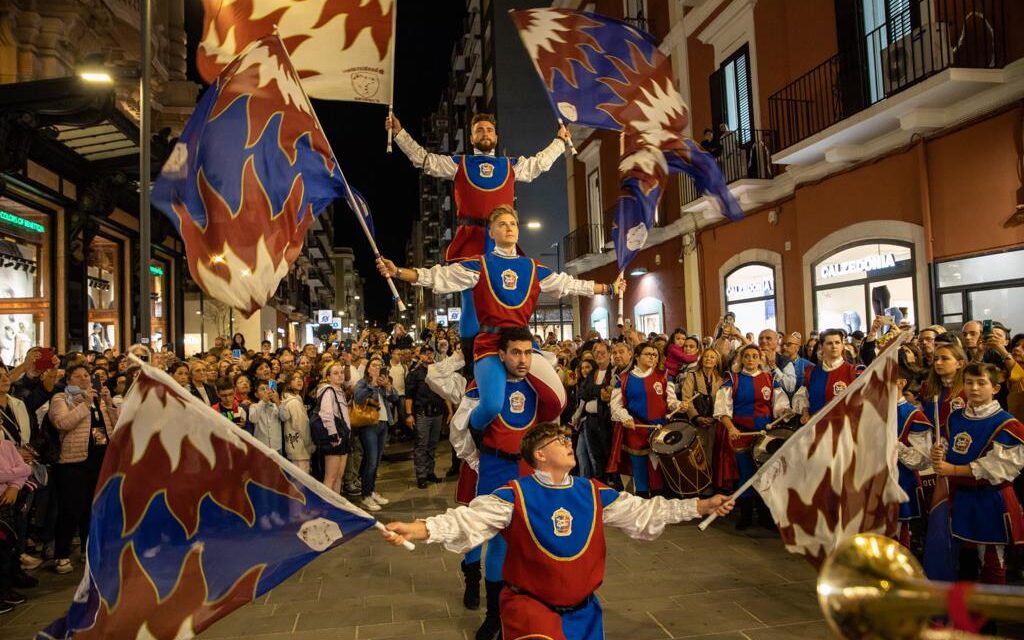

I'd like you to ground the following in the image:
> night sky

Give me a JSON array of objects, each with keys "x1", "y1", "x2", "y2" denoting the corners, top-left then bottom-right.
[{"x1": 184, "y1": 1, "x2": 467, "y2": 322}]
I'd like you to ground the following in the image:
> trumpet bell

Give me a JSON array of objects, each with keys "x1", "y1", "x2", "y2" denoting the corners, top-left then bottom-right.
[{"x1": 818, "y1": 534, "x2": 934, "y2": 640}]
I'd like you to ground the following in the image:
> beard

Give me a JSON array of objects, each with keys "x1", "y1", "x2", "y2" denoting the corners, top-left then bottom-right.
[{"x1": 473, "y1": 137, "x2": 496, "y2": 153}]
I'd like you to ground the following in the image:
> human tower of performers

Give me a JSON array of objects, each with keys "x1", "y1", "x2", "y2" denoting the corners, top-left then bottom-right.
[{"x1": 371, "y1": 113, "x2": 1024, "y2": 639}]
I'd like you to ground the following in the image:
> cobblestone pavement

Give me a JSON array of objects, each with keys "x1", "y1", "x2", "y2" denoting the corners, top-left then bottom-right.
[{"x1": 0, "y1": 444, "x2": 835, "y2": 639}]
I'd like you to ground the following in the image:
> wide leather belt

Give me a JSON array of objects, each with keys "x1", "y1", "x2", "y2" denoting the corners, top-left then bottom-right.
[
  {"x1": 479, "y1": 444, "x2": 521, "y2": 462},
  {"x1": 478, "y1": 324, "x2": 529, "y2": 334},
  {"x1": 507, "y1": 584, "x2": 594, "y2": 614}
]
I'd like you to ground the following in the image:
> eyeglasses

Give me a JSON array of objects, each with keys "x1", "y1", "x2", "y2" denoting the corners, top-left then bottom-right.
[
  {"x1": 538, "y1": 434, "x2": 571, "y2": 451},
  {"x1": 640, "y1": 351, "x2": 659, "y2": 358}
]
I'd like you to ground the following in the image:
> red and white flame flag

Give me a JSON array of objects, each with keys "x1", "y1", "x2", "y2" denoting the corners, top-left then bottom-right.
[
  {"x1": 198, "y1": 0, "x2": 395, "y2": 104},
  {"x1": 751, "y1": 332, "x2": 911, "y2": 566}
]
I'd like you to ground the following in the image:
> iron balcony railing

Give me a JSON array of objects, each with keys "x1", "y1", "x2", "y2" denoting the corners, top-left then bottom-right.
[
  {"x1": 681, "y1": 127, "x2": 779, "y2": 206},
  {"x1": 768, "y1": 0, "x2": 1007, "y2": 151},
  {"x1": 562, "y1": 223, "x2": 609, "y2": 264}
]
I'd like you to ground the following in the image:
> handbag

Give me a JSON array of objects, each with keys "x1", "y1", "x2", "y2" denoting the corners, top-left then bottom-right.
[{"x1": 349, "y1": 392, "x2": 381, "y2": 428}]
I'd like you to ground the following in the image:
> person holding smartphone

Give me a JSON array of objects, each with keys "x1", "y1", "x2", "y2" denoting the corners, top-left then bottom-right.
[{"x1": 48, "y1": 364, "x2": 117, "y2": 575}]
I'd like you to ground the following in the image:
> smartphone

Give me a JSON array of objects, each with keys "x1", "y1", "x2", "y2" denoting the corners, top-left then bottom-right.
[
  {"x1": 35, "y1": 347, "x2": 54, "y2": 372},
  {"x1": 982, "y1": 319, "x2": 993, "y2": 339},
  {"x1": 232, "y1": 348, "x2": 242, "y2": 359},
  {"x1": 267, "y1": 379, "x2": 277, "y2": 392}
]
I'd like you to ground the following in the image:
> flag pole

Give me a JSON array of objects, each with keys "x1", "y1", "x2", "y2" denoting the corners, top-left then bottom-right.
[
  {"x1": 385, "y1": 1, "x2": 397, "y2": 153},
  {"x1": 508, "y1": 9, "x2": 577, "y2": 157},
  {"x1": 617, "y1": 270, "x2": 624, "y2": 320},
  {"x1": 348, "y1": 189, "x2": 407, "y2": 313}
]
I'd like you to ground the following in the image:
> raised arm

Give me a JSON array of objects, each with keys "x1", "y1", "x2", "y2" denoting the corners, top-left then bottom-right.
[
  {"x1": 376, "y1": 257, "x2": 479, "y2": 294},
  {"x1": 383, "y1": 493, "x2": 513, "y2": 552},
  {"x1": 538, "y1": 270, "x2": 623, "y2": 299},
  {"x1": 386, "y1": 114, "x2": 458, "y2": 178}
]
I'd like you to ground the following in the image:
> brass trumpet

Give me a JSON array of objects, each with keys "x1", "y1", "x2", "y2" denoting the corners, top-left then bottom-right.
[{"x1": 818, "y1": 534, "x2": 1024, "y2": 639}]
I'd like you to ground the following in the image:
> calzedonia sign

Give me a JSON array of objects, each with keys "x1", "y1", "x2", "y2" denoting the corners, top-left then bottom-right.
[{"x1": 819, "y1": 253, "x2": 897, "y2": 281}]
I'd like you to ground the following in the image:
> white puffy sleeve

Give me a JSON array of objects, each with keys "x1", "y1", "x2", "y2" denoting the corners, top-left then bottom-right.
[
  {"x1": 513, "y1": 138, "x2": 565, "y2": 182},
  {"x1": 602, "y1": 493, "x2": 700, "y2": 541},
  {"x1": 413, "y1": 263, "x2": 479, "y2": 294},
  {"x1": 449, "y1": 395, "x2": 480, "y2": 471},
  {"x1": 791, "y1": 387, "x2": 809, "y2": 415},
  {"x1": 713, "y1": 387, "x2": 733, "y2": 419},
  {"x1": 426, "y1": 351, "x2": 466, "y2": 404},
  {"x1": 394, "y1": 129, "x2": 458, "y2": 178},
  {"x1": 971, "y1": 442, "x2": 1024, "y2": 485},
  {"x1": 423, "y1": 494, "x2": 514, "y2": 554},
  {"x1": 538, "y1": 271, "x2": 596, "y2": 298},
  {"x1": 609, "y1": 386, "x2": 632, "y2": 424}
]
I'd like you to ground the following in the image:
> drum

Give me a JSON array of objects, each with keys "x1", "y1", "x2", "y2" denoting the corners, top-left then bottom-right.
[
  {"x1": 752, "y1": 427, "x2": 797, "y2": 466},
  {"x1": 651, "y1": 420, "x2": 711, "y2": 497}
]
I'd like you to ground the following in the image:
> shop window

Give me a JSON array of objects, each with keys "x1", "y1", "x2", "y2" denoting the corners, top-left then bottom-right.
[
  {"x1": 150, "y1": 258, "x2": 170, "y2": 352},
  {"x1": 633, "y1": 297, "x2": 664, "y2": 336},
  {"x1": 0, "y1": 199, "x2": 51, "y2": 365},
  {"x1": 812, "y1": 241, "x2": 915, "y2": 332},
  {"x1": 725, "y1": 263, "x2": 777, "y2": 332},
  {"x1": 590, "y1": 307, "x2": 610, "y2": 339},
  {"x1": 935, "y1": 248, "x2": 1024, "y2": 332},
  {"x1": 87, "y1": 234, "x2": 123, "y2": 352}
]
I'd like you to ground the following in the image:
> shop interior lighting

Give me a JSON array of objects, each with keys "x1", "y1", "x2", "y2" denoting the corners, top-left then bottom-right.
[
  {"x1": 629, "y1": 266, "x2": 649, "y2": 276},
  {"x1": 0, "y1": 210, "x2": 45, "y2": 233}
]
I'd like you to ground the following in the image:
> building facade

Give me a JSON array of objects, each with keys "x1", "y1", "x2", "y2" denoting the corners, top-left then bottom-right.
[
  {"x1": 560, "y1": 0, "x2": 1024, "y2": 339},
  {"x1": 0, "y1": 0, "x2": 337, "y2": 358}
]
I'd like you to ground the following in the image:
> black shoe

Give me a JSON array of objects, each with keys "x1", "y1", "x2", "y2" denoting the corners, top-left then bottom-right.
[
  {"x1": 2, "y1": 590, "x2": 26, "y2": 606},
  {"x1": 416, "y1": 478, "x2": 429, "y2": 489},
  {"x1": 446, "y1": 466, "x2": 460, "y2": 478},
  {"x1": 13, "y1": 570, "x2": 38, "y2": 589},
  {"x1": 475, "y1": 615, "x2": 502, "y2": 640},
  {"x1": 461, "y1": 560, "x2": 481, "y2": 610},
  {"x1": 0, "y1": 601, "x2": 14, "y2": 615},
  {"x1": 427, "y1": 474, "x2": 443, "y2": 484}
]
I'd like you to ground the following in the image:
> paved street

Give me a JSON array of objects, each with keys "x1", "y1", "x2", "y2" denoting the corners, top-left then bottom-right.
[{"x1": 1, "y1": 444, "x2": 831, "y2": 640}]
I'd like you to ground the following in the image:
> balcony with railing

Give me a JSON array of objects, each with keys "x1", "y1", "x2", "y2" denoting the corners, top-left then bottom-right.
[
  {"x1": 768, "y1": 0, "x2": 1010, "y2": 160},
  {"x1": 681, "y1": 127, "x2": 780, "y2": 206},
  {"x1": 563, "y1": 223, "x2": 609, "y2": 264}
]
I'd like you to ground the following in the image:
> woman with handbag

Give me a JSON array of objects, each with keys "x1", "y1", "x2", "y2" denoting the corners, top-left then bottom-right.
[
  {"x1": 353, "y1": 358, "x2": 398, "y2": 512},
  {"x1": 48, "y1": 364, "x2": 118, "y2": 575},
  {"x1": 315, "y1": 364, "x2": 351, "y2": 498},
  {"x1": 679, "y1": 347, "x2": 724, "y2": 495},
  {"x1": 280, "y1": 372, "x2": 314, "y2": 473}
]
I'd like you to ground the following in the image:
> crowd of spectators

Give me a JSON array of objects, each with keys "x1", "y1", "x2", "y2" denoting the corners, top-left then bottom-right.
[{"x1": 1, "y1": 312, "x2": 1021, "y2": 614}]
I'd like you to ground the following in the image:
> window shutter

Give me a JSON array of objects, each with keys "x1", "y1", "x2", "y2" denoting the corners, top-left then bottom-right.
[{"x1": 709, "y1": 67, "x2": 724, "y2": 138}]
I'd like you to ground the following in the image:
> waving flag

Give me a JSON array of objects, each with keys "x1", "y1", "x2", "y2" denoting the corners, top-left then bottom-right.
[
  {"x1": 38, "y1": 360, "x2": 377, "y2": 640},
  {"x1": 153, "y1": 34, "x2": 369, "y2": 316},
  {"x1": 198, "y1": 0, "x2": 395, "y2": 104},
  {"x1": 509, "y1": 8, "x2": 742, "y2": 271},
  {"x1": 746, "y1": 332, "x2": 911, "y2": 566}
]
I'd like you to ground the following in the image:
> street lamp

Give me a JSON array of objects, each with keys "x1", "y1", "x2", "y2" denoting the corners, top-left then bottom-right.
[
  {"x1": 77, "y1": 2, "x2": 153, "y2": 347},
  {"x1": 540, "y1": 241, "x2": 565, "y2": 341},
  {"x1": 526, "y1": 220, "x2": 542, "y2": 230}
]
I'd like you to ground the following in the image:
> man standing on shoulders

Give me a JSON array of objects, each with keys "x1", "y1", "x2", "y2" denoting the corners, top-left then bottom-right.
[
  {"x1": 404, "y1": 346, "x2": 448, "y2": 489},
  {"x1": 386, "y1": 112, "x2": 571, "y2": 372},
  {"x1": 383, "y1": 422, "x2": 734, "y2": 640}
]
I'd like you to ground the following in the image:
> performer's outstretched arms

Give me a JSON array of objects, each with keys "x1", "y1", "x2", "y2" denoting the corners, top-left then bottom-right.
[
  {"x1": 376, "y1": 257, "x2": 479, "y2": 293},
  {"x1": 383, "y1": 494, "x2": 513, "y2": 551},
  {"x1": 385, "y1": 113, "x2": 458, "y2": 178}
]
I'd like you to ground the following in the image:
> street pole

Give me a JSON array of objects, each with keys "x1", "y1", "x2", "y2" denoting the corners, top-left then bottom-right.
[
  {"x1": 554, "y1": 242, "x2": 564, "y2": 341},
  {"x1": 138, "y1": 0, "x2": 152, "y2": 347}
]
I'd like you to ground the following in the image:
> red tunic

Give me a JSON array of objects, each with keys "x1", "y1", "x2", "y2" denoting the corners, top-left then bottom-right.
[
  {"x1": 446, "y1": 156, "x2": 516, "y2": 262},
  {"x1": 462, "y1": 253, "x2": 545, "y2": 360},
  {"x1": 496, "y1": 476, "x2": 612, "y2": 607}
]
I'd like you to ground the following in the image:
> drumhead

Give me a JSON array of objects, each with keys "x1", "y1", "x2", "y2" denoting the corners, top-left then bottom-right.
[{"x1": 651, "y1": 420, "x2": 697, "y2": 454}]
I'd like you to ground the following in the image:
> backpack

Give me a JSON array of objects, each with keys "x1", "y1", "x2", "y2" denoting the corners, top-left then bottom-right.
[{"x1": 308, "y1": 387, "x2": 348, "y2": 448}]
